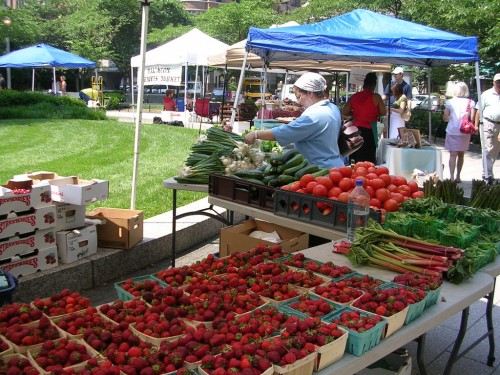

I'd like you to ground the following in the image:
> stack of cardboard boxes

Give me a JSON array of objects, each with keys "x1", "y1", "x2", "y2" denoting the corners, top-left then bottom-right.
[{"x1": 0, "y1": 172, "x2": 109, "y2": 277}]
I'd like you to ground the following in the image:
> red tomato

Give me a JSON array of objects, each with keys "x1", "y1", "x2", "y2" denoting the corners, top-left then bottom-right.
[
  {"x1": 383, "y1": 198, "x2": 400, "y2": 212},
  {"x1": 370, "y1": 198, "x2": 382, "y2": 208},
  {"x1": 306, "y1": 181, "x2": 318, "y2": 194},
  {"x1": 390, "y1": 192, "x2": 405, "y2": 203},
  {"x1": 316, "y1": 201, "x2": 329, "y2": 211},
  {"x1": 365, "y1": 185, "x2": 375, "y2": 198},
  {"x1": 369, "y1": 178, "x2": 385, "y2": 190},
  {"x1": 397, "y1": 185, "x2": 412, "y2": 197},
  {"x1": 339, "y1": 178, "x2": 353, "y2": 192},
  {"x1": 386, "y1": 184, "x2": 398, "y2": 193},
  {"x1": 354, "y1": 167, "x2": 368, "y2": 177},
  {"x1": 312, "y1": 184, "x2": 328, "y2": 197},
  {"x1": 367, "y1": 166, "x2": 377, "y2": 174},
  {"x1": 329, "y1": 171, "x2": 343, "y2": 184},
  {"x1": 296, "y1": 188, "x2": 306, "y2": 194},
  {"x1": 281, "y1": 185, "x2": 291, "y2": 190},
  {"x1": 289, "y1": 181, "x2": 301, "y2": 191},
  {"x1": 338, "y1": 192, "x2": 349, "y2": 203},
  {"x1": 365, "y1": 173, "x2": 378, "y2": 180},
  {"x1": 316, "y1": 176, "x2": 333, "y2": 190},
  {"x1": 407, "y1": 181, "x2": 419, "y2": 193},
  {"x1": 328, "y1": 187, "x2": 342, "y2": 198},
  {"x1": 391, "y1": 175, "x2": 408, "y2": 187},
  {"x1": 323, "y1": 206, "x2": 333, "y2": 215},
  {"x1": 339, "y1": 166, "x2": 353, "y2": 178},
  {"x1": 378, "y1": 174, "x2": 392, "y2": 187},
  {"x1": 376, "y1": 166, "x2": 390, "y2": 176},
  {"x1": 300, "y1": 174, "x2": 316, "y2": 188},
  {"x1": 411, "y1": 191, "x2": 425, "y2": 199},
  {"x1": 375, "y1": 188, "x2": 390, "y2": 203},
  {"x1": 329, "y1": 167, "x2": 339, "y2": 173}
]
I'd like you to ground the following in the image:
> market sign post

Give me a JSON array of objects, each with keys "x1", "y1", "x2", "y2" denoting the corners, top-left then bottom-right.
[{"x1": 143, "y1": 64, "x2": 182, "y2": 86}]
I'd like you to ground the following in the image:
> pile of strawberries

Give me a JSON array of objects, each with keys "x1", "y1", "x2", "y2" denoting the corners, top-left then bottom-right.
[
  {"x1": 393, "y1": 272, "x2": 443, "y2": 291},
  {"x1": 352, "y1": 287, "x2": 413, "y2": 317},
  {"x1": 282, "y1": 252, "x2": 353, "y2": 278},
  {"x1": 286, "y1": 295, "x2": 336, "y2": 318},
  {"x1": 0, "y1": 355, "x2": 40, "y2": 374},
  {"x1": 31, "y1": 338, "x2": 93, "y2": 372},
  {"x1": 0, "y1": 303, "x2": 44, "y2": 328},
  {"x1": 31, "y1": 289, "x2": 91, "y2": 316},
  {"x1": 117, "y1": 278, "x2": 165, "y2": 300},
  {"x1": 313, "y1": 281, "x2": 364, "y2": 305},
  {"x1": 1, "y1": 315, "x2": 60, "y2": 347},
  {"x1": 330, "y1": 309, "x2": 384, "y2": 333}
]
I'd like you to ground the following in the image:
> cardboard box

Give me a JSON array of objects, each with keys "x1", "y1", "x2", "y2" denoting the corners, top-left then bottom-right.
[
  {"x1": 0, "y1": 246, "x2": 58, "y2": 278},
  {"x1": 0, "y1": 182, "x2": 52, "y2": 215},
  {"x1": 14, "y1": 172, "x2": 108, "y2": 205},
  {"x1": 56, "y1": 224, "x2": 98, "y2": 264},
  {"x1": 44, "y1": 176, "x2": 109, "y2": 205},
  {"x1": 0, "y1": 228, "x2": 56, "y2": 260},
  {"x1": 219, "y1": 219, "x2": 309, "y2": 257},
  {"x1": 86, "y1": 208, "x2": 144, "y2": 249},
  {"x1": 54, "y1": 202, "x2": 86, "y2": 231},
  {"x1": 355, "y1": 350, "x2": 412, "y2": 375},
  {"x1": 0, "y1": 205, "x2": 56, "y2": 240}
]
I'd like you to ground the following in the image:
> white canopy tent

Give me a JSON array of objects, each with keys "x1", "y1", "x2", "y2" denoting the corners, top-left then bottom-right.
[{"x1": 130, "y1": 28, "x2": 229, "y2": 109}]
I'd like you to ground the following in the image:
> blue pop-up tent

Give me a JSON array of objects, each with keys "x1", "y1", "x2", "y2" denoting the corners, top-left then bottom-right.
[
  {"x1": 246, "y1": 9, "x2": 478, "y2": 67},
  {"x1": 0, "y1": 43, "x2": 96, "y2": 91},
  {"x1": 238, "y1": 9, "x2": 486, "y2": 173}
]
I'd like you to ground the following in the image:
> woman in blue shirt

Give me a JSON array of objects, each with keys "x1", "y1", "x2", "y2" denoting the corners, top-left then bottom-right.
[{"x1": 244, "y1": 72, "x2": 343, "y2": 169}]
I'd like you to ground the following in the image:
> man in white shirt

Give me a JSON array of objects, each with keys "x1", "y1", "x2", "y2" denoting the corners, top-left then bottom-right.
[{"x1": 475, "y1": 73, "x2": 500, "y2": 184}]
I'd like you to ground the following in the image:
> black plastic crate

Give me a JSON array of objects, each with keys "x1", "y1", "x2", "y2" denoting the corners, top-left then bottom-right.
[
  {"x1": 274, "y1": 189, "x2": 381, "y2": 231},
  {"x1": 208, "y1": 174, "x2": 275, "y2": 212}
]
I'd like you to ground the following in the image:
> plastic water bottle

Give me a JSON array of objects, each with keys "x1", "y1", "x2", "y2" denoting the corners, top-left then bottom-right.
[{"x1": 347, "y1": 180, "x2": 370, "y2": 241}]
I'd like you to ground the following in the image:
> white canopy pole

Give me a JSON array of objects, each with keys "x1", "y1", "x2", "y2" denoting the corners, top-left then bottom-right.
[
  {"x1": 131, "y1": 0, "x2": 151, "y2": 209},
  {"x1": 427, "y1": 69, "x2": 432, "y2": 140},
  {"x1": 230, "y1": 51, "x2": 248, "y2": 127},
  {"x1": 474, "y1": 62, "x2": 487, "y2": 178},
  {"x1": 52, "y1": 68, "x2": 57, "y2": 93},
  {"x1": 131, "y1": 67, "x2": 135, "y2": 110},
  {"x1": 259, "y1": 67, "x2": 268, "y2": 130},
  {"x1": 184, "y1": 62, "x2": 189, "y2": 125},
  {"x1": 31, "y1": 69, "x2": 35, "y2": 91}
]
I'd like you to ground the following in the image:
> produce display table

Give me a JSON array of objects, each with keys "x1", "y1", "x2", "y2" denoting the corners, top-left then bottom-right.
[
  {"x1": 299, "y1": 243, "x2": 496, "y2": 375},
  {"x1": 163, "y1": 178, "x2": 232, "y2": 267},
  {"x1": 376, "y1": 138, "x2": 443, "y2": 179},
  {"x1": 207, "y1": 196, "x2": 346, "y2": 241}
]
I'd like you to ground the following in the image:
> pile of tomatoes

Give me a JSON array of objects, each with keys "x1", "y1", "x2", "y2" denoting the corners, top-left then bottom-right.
[{"x1": 281, "y1": 161, "x2": 424, "y2": 215}]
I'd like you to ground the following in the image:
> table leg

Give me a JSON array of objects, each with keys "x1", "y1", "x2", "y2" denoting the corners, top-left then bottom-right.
[
  {"x1": 416, "y1": 334, "x2": 429, "y2": 375},
  {"x1": 444, "y1": 307, "x2": 469, "y2": 375},
  {"x1": 486, "y1": 281, "x2": 496, "y2": 366},
  {"x1": 171, "y1": 189, "x2": 177, "y2": 268}
]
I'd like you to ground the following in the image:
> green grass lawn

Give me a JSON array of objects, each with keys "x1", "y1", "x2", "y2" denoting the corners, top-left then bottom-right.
[{"x1": 0, "y1": 118, "x2": 207, "y2": 218}]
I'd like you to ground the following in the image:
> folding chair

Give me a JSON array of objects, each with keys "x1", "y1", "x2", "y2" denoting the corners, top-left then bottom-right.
[{"x1": 194, "y1": 98, "x2": 211, "y2": 123}]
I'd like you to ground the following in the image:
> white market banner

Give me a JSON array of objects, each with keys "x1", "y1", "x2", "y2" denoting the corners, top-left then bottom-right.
[
  {"x1": 349, "y1": 67, "x2": 370, "y2": 87},
  {"x1": 143, "y1": 64, "x2": 182, "y2": 86}
]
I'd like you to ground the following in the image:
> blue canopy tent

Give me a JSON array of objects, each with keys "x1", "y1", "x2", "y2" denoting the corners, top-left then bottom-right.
[
  {"x1": 0, "y1": 43, "x2": 96, "y2": 92},
  {"x1": 241, "y1": 9, "x2": 485, "y2": 172}
]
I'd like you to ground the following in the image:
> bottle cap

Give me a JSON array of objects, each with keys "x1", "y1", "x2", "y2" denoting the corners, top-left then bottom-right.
[{"x1": 355, "y1": 180, "x2": 363, "y2": 187}]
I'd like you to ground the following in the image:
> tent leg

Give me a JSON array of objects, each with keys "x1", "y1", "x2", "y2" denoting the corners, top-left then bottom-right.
[
  {"x1": 474, "y1": 62, "x2": 487, "y2": 179},
  {"x1": 427, "y1": 69, "x2": 432, "y2": 141},
  {"x1": 230, "y1": 51, "x2": 248, "y2": 127}
]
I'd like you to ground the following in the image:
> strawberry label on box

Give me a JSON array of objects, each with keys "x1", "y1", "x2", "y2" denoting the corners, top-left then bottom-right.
[
  {"x1": 0, "y1": 246, "x2": 58, "y2": 278},
  {"x1": 0, "y1": 206, "x2": 56, "y2": 240},
  {"x1": 0, "y1": 228, "x2": 56, "y2": 260},
  {"x1": 0, "y1": 184, "x2": 52, "y2": 216}
]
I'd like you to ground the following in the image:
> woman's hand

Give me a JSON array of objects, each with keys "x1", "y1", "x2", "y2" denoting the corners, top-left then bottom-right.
[{"x1": 244, "y1": 132, "x2": 257, "y2": 144}]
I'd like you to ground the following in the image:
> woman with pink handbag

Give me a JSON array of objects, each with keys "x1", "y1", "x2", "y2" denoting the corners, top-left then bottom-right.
[{"x1": 443, "y1": 82, "x2": 477, "y2": 183}]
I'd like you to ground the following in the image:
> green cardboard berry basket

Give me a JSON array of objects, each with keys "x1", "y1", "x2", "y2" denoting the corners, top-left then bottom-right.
[
  {"x1": 114, "y1": 274, "x2": 167, "y2": 301},
  {"x1": 322, "y1": 306, "x2": 386, "y2": 357}
]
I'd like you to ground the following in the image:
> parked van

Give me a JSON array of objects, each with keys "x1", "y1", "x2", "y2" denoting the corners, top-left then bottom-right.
[
  {"x1": 178, "y1": 81, "x2": 202, "y2": 96},
  {"x1": 243, "y1": 78, "x2": 272, "y2": 99}
]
